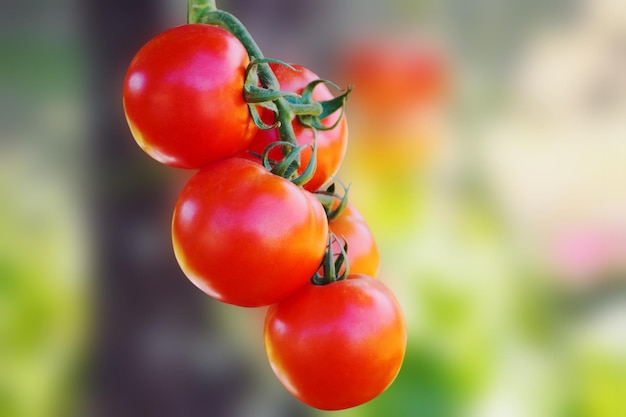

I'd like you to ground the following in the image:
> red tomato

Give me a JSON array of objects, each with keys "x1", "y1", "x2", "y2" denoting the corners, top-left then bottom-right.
[
  {"x1": 242, "y1": 63, "x2": 349, "y2": 192},
  {"x1": 123, "y1": 24, "x2": 257, "y2": 169},
  {"x1": 329, "y1": 203, "x2": 380, "y2": 277},
  {"x1": 171, "y1": 158, "x2": 328, "y2": 307},
  {"x1": 338, "y1": 36, "x2": 448, "y2": 124},
  {"x1": 264, "y1": 274, "x2": 407, "y2": 410}
]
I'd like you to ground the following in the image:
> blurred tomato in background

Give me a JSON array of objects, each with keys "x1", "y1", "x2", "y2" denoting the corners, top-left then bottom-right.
[
  {"x1": 338, "y1": 37, "x2": 448, "y2": 175},
  {"x1": 2, "y1": 0, "x2": 626, "y2": 416},
  {"x1": 336, "y1": 34, "x2": 449, "y2": 123}
]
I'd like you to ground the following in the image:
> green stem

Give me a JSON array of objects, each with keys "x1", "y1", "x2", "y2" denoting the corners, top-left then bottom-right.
[
  {"x1": 275, "y1": 100, "x2": 297, "y2": 149},
  {"x1": 312, "y1": 233, "x2": 350, "y2": 285},
  {"x1": 188, "y1": 0, "x2": 217, "y2": 24},
  {"x1": 288, "y1": 102, "x2": 323, "y2": 117}
]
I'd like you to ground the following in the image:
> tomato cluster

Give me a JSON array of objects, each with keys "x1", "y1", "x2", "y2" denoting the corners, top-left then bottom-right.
[{"x1": 123, "y1": 6, "x2": 406, "y2": 411}]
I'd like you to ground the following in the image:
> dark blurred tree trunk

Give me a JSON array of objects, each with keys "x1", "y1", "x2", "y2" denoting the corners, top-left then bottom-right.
[{"x1": 81, "y1": 1, "x2": 269, "y2": 416}]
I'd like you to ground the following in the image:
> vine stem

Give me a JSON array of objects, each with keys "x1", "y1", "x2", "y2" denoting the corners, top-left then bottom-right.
[
  {"x1": 187, "y1": 0, "x2": 300, "y2": 156},
  {"x1": 187, "y1": 0, "x2": 217, "y2": 23}
]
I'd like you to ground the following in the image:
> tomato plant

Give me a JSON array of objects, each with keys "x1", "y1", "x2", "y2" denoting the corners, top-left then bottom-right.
[
  {"x1": 264, "y1": 273, "x2": 406, "y2": 410},
  {"x1": 329, "y1": 203, "x2": 380, "y2": 277},
  {"x1": 171, "y1": 157, "x2": 328, "y2": 307},
  {"x1": 241, "y1": 63, "x2": 349, "y2": 192},
  {"x1": 123, "y1": 24, "x2": 257, "y2": 169}
]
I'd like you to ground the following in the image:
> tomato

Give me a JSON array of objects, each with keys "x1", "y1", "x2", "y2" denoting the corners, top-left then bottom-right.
[
  {"x1": 264, "y1": 274, "x2": 406, "y2": 410},
  {"x1": 242, "y1": 63, "x2": 349, "y2": 192},
  {"x1": 337, "y1": 36, "x2": 448, "y2": 125},
  {"x1": 329, "y1": 203, "x2": 380, "y2": 277},
  {"x1": 123, "y1": 24, "x2": 257, "y2": 169},
  {"x1": 171, "y1": 157, "x2": 328, "y2": 307},
  {"x1": 334, "y1": 37, "x2": 448, "y2": 180}
]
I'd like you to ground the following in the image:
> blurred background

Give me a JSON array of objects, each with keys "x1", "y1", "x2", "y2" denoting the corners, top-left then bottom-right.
[{"x1": 1, "y1": 0, "x2": 625, "y2": 416}]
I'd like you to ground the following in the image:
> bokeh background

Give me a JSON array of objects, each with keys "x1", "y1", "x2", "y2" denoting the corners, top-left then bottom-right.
[{"x1": 1, "y1": 0, "x2": 626, "y2": 416}]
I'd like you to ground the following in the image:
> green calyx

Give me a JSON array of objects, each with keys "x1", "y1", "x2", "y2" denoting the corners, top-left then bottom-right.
[
  {"x1": 243, "y1": 60, "x2": 351, "y2": 186},
  {"x1": 294, "y1": 80, "x2": 351, "y2": 131},
  {"x1": 312, "y1": 182, "x2": 352, "y2": 285},
  {"x1": 312, "y1": 232, "x2": 350, "y2": 285},
  {"x1": 259, "y1": 138, "x2": 318, "y2": 187},
  {"x1": 315, "y1": 181, "x2": 350, "y2": 221}
]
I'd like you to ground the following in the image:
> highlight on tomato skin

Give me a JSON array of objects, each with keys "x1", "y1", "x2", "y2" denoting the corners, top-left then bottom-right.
[
  {"x1": 264, "y1": 274, "x2": 407, "y2": 410},
  {"x1": 123, "y1": 24, "x2": 258, "y2": 169},
  {"x1": 171, "y1": 157, "x2": 329, "y2": 307}
]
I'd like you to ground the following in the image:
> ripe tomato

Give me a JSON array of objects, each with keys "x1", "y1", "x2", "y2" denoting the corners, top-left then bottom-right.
[
  {"x1": 264, "y1": 274, "x2": 406, "y2": 410},
  {"x1": 329, "y1": 203, "x2": 380, "y2": 277},
  {"x1": 337, "y1": 36, "x2": 448, "y2": 125},
  {"x1": 123, "y1": 24, "x2": 257, "y2": 169},
  {"x1": 171, "y1": 157, "x2": 328, "y2": 307},
  {"x1": 242, "y1": 63, "x2": 349, "y2": 192}
]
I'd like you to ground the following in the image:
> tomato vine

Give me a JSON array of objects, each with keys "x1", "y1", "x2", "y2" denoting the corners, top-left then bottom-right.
[{"x1": 123, "y1": 0, "x2": 405, "y2": 410}]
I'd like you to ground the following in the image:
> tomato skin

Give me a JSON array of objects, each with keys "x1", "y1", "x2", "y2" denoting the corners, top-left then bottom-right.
[
  {"x1": 242, "y1": 63, "x2": 349, "y2": 192},
  {"x1": 123, "y1": 24, "x2": 257, "y2": 169},
  {"x1": 329, "y1": 203, "x2": 380, "y2": 277},
  {"x1": 264, "y1": 274, "x2": 406, "y2": 410},
  {"x1": 171, "y1": 158, "x2": 328, "y2": 307}
]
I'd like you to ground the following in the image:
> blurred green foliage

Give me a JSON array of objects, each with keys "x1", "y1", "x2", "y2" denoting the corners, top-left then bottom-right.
[{"x1": 0, "y1": 17, "x2": 89, "y2": 417}]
